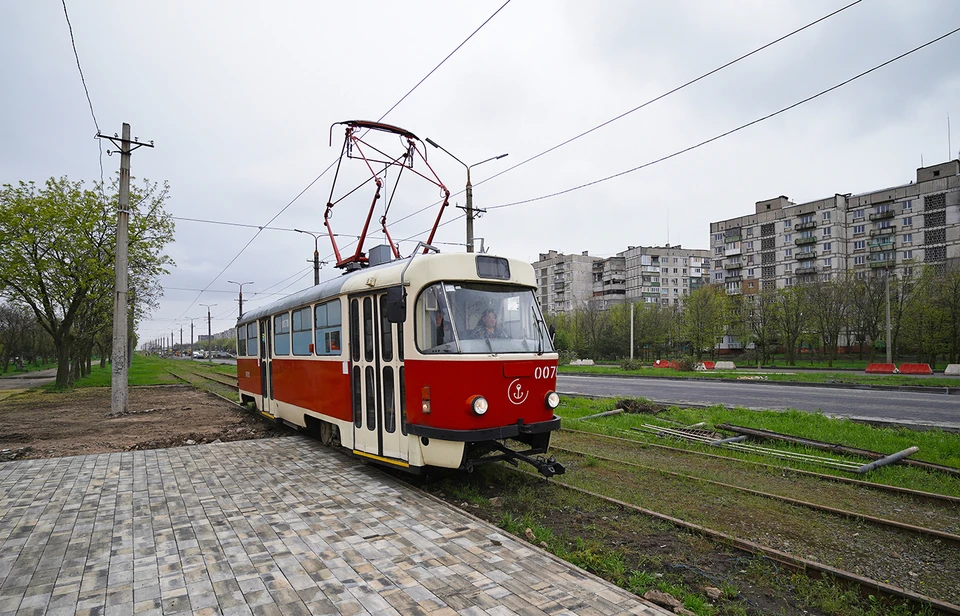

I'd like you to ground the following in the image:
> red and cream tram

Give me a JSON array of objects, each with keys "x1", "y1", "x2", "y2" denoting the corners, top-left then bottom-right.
[{"x1": 236, "y1": 250, "x2": 564, "y2": 475}]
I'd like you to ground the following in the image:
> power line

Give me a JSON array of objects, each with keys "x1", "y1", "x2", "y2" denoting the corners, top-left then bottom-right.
[
  {"x1": 486, "y1": 25, "x2": 960, "y2": 212},
  {"x1": 172, "y1": 3, "x2": 511, "y2": 324},
  {"x1": 60, "y1": 0, "x2": 106, "y2": 194},
  {"x1": 388, "y1": 0, "x2": 864, "y2": 230}
]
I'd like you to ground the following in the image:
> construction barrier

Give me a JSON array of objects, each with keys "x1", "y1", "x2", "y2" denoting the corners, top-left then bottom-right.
[
  {"x1": 701, "y1": 361, "x2": 715, "y2": 370},
  {"x1": 865, "y1": 363, "x2": 898, "y2": 374},
  {"x1": 653, "y1": 359, "x2": 677, "y2": 369},
  {"x1": 898, "y1": 363, "x2": 933, "y2": 375},
  {"x1": 714, "y1": 361, "x2": 737, "y2": 370},
  {"x1": 945, "y1": 364, "x2": 960, "y2": 376}
]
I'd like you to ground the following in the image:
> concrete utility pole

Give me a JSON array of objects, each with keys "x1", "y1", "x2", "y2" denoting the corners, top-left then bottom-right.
[
  {"x1": 97, "y1": 123, "x2": 153, "y2": 416},
  {"x1": 424, "y1": 138, "x2": 507, "y2": 253},
  {"x1": 190, "y1": 318, "x2": 195, "y2": 354},
  {"x1": 201, "y1": 304, "x2": 216, "y2": 362},
  {"x1": 294, "y1": 229, "x2": 326, "y2": 285},
  {"x1": 229, "y1": 280, "x2": 254, "y2": 319}
]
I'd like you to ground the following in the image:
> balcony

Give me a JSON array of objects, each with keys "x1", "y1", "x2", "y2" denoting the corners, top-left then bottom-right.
[
  {"x1": 795, "y1": 251, "x2": 817, "y2": 260},
  {"x1": 795, "y1": 236, "x2": 817, "y2": 246},
  {"x1": 725, "y1": 275, "x2": 742, "y2": 283},
  {"x1": 795, "y1": 265, "x2": 817, "y2": 275},
  {"x1": 869, "y1": 226, "x2": 896, "y2": 237},
  {"x1": 795, "y1": 220, "x2": 817, "y2": 231},
  {"x1": 724, "y1": 246, "x2": 742, "y2": 257},
  {"x1": 553, "y1": 282, "x2": 565, "y2": 292},
  {"x1": 869, "y1": 240, "x2": 895, "y2": 252},
  {"x1": 869, "y1": 209, "x2": 895, "y2": 221},
  {"x1": 869, "y1": 260, "x2": 894, "y2": 269},
  {"x1": 724, "y1": 234, "x2": 741, "y2": 243},
  {"x1": 723, "y1": 261, "x2": 743, "y2": 270}
]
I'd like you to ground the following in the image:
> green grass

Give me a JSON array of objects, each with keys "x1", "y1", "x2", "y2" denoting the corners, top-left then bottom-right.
[
  {"x1": 559, "y1": 364, "x2": 960, "y2": 388},
  {"x1": 1, "y1": 360, "x2": 59, "y2": 375},
  {"x1": 556, "y1": 396, "x2": 960, "y2": 497},
  {"x1": 50, "y1": 354, "x2": 232, "y2": 389}
]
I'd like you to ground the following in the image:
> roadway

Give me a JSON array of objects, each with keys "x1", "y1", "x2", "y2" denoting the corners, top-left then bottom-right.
[{"x1": 557, "y1": 374, "x2": 960, "y2": 430}]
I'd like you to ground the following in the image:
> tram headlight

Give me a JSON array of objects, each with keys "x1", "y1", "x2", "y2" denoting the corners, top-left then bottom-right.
[
  {"x1": 545, "y1": 391, "x2": 560, "y2": 409},
  {"x1": 470, "y1": 395, "x2": 489, "y2": 416}
]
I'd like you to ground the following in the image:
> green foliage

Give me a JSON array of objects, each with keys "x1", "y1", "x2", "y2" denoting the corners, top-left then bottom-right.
[
  {"x1": 619, "y1": 358, "x2": 641, "y2": 371},
  {"x1": 0, "y1": 177, "x2": 175, "y2": 387}
]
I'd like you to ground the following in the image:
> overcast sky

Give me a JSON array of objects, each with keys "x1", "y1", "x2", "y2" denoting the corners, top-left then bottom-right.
[{"x1": 2, "y1": 1, "x2": 959, "y2": 345}]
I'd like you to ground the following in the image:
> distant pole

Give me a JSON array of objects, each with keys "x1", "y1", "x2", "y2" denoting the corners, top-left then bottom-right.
[
  {"x1": 424, "y1": 138, "x2": 507, "y2": 253},
  {"x1": 630, "y1": 302, "x2": 635, "y2": 360},
  {"x1": 228, "y1": 280, "x2": 254, "y2": 319},
  {"x1": 201, "y1": 304, "x2": 216, "y2": 362},
  {"x1": 190, "y1": 319, "x2": 195, "y2": 354},
  {"x1": 97, "y1": 123, "x2": 153, "y2": 416},
  {"x1": 294, "y1": 230, "x2": 325, "y2": 285}
]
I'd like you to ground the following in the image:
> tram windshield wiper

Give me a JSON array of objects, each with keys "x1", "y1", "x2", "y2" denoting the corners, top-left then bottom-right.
[{"x1": 532, "y1": 306, "x2": 543, "y2": 356}]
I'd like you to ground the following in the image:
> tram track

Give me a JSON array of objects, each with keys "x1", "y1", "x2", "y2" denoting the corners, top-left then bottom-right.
[{"x1": 542, "y1": 429, "x2": 960, "y2": 612}]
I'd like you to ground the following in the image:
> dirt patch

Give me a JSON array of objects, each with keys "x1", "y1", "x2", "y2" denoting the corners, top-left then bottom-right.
[{"x1": 0, "y1": 385, "x2": 293, "y2": 461}]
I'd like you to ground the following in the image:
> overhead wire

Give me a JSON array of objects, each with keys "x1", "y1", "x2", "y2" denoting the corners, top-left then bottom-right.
[
  {"x1": 169, "y1": 2, "x2": 512, "y2": 324},
  {"x1": 484, "y1": 25, "x2": 960, "y2": 212},
  {"x1": 387, "y1": 0, "x2": 865, "y2": 229},
  {"x1": 60, "y1": 0, "x2": 106, "y2": 196}
]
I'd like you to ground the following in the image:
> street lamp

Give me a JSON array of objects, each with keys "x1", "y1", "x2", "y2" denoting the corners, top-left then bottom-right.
[
  {"x1": 228, "y1": 280, "x2": 254, "y2": 319},
  {"x1": 200, "y1": 303, "x2": 216, "y2": 362},
  {"x1": 424, "y1": 138, "x2": 507, "y2": 253},
  {"x1": 294, "y1": 229, "x2": 325, "y2": 285}
]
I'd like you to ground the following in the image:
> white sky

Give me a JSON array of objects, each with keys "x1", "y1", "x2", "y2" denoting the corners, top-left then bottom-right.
[{"x1": 2, "y1": 1, "x2": 959, "y2": 345}]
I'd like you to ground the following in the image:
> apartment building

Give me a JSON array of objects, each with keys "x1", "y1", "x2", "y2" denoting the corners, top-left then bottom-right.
[
  {"x1": 533, "y1": 245, "x2": 713, "y2": 314},
  {"x1": 534, "y1": 250, "x2": 601, "y2": 315},
  {"x1": 619, "y1": 245, "x2": 712, "y2": 306},
  {"x1": 710, "y1": 159, "x2": 960, "y2": 293}
]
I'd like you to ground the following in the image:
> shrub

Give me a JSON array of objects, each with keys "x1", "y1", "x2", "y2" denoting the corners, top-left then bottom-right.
[
  {"x1": 620, "y1": 358, "x2": 641, "y2": 371},
  {"x1": 675, "y1": 355, "x2": 696, "y2": 372}
]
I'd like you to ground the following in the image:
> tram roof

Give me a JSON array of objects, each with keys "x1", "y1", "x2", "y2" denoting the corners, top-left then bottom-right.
[{"x1": 236, "y1": 252, "x2": 535, "y2": 326}]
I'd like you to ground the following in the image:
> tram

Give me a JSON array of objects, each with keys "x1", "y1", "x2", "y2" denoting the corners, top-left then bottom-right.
[{"x1": 236, "y1": 248, "x2": 564, "y2": 475}]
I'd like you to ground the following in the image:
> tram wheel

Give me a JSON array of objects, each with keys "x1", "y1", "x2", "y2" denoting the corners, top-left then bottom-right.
[{"x1": 319, "y1": 422, "x2": 334, "y2": 447}]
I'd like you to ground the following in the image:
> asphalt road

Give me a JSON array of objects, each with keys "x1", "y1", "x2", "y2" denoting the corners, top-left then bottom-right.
[{"x1": 557, "y1": 374, "x2": 960, "y2": 430}]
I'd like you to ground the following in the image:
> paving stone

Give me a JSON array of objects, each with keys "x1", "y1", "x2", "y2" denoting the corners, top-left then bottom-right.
[{"x1": 0, "y1": 438, "x2": 669, "y2": 615}]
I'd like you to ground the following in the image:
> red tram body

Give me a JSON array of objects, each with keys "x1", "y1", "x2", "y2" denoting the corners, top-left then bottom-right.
[{"x1": 236, "y1": 251, "x2": 563, "y2": 475}]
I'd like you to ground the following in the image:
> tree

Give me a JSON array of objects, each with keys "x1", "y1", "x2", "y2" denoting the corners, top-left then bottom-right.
[
  {"x1": 803, "y1": 274, "x2": 853, "y2": 367},
  {"x1": 0, "y1": 177, "x2": 174, "y2": 387},
  {"x1": 935, "y1": 263, "x2": 960, "y2": 364},
  {"x1": 576, "y1": 299, "x2": 611, "y2": 360},
  {"x1": 680, "y1": 285, "x2": 728, "y2": 361},
  {"x1": 849, "y1": 274, "x2": 885, "y2": 361},
  {"x1": 737, "y1": 291, "x2": 778, "y2": 366},
  {"x1": 771, "y1": 286, "x2": 805, "y2": 365}
]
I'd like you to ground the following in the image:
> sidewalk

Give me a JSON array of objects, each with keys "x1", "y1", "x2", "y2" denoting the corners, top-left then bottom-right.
[{"x1": 0, "y1": 437, "x2": 670, "y2": 616}]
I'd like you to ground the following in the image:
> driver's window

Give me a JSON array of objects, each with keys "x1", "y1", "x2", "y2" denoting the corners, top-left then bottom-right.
[{"x1": 416, "y1": 283, "x2": 453, "y2": 351}]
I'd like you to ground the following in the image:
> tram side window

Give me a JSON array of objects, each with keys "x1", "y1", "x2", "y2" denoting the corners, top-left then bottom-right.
[
  {"x1": 315, "y1": 299, "x2": 342, "y2": 355},
  {"x1": 292, "y1": 307, "x2": 312, "y2": 356},
  {"x1": 274, "y1": 312, "x2": 290, "y2": 356},
  {"x1": 246, "y1": 323, "x2": 258, "y2": 357},
  {"x1": 237, "y1": 326, "x2": 246, "y2": 357}
]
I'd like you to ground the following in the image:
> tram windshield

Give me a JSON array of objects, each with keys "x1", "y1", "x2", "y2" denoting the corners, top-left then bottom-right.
[{"x1": 416, "y1": 282, "x2": 554, "y2": 354}]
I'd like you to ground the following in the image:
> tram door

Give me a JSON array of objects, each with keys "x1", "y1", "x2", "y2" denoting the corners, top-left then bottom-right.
[
  {"x1": 350, "y1": 293, "x2": 407, "y2": 463},
  {"x1": 259, "y1": 317, "x2": 275, "y2": 417}
]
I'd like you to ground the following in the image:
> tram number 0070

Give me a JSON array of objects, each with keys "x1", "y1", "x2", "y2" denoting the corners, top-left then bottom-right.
[{"x1": 534, "y1": 366, "x2": 557, "y2": 379}]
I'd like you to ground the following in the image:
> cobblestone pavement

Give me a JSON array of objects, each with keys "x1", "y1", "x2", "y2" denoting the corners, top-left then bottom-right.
[{"x1": 0, "y1": 437, "x2": 669, "y2": 616}]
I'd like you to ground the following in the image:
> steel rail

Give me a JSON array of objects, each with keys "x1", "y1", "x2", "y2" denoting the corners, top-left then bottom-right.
[
  {"x1": 550, "y1": 444, "x2": 960, "y2": 546},
  {"x1": 519, "y1": 466, "x2": 960, "y2": 616},
  {"x1": 560, "y1": 427, "x2": 960, "y2": 506}
]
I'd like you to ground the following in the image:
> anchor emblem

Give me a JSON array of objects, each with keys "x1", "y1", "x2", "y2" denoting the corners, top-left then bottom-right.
[{"x1": 507, "y1": 379, "x2": 529, "y2": 405}]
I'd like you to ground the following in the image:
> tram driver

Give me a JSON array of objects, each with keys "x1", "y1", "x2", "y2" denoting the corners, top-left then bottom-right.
[{"x1": 470, "y1": 309, "x2": 508, "y2": 340}]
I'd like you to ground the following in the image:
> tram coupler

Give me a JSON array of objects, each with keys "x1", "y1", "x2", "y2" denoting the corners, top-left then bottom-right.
[{"x1": 489, "y1": 442, "x2": 566, "y2": 478}]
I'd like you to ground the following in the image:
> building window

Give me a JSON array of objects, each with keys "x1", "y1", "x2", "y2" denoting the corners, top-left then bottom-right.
[
  {"x1": 785, "y1": 248, "x2": 792, "y2": 257},
  {"x1": 902, "y1": 199, "x2": 913, "y2": 210},
  {"x1": 854, "y1": 225, "x2": 865, "y2": 235},
  {"x1": 854, "y1": 255, "x2": 865, "y2": 265},
  {"x1": 824, "y1": 258, "x2": 832, "y2": 268},
  {"x1": 903, "y1": 250, "x2": 913, "y2": 260},
  {"x1": 783, "y1": 219, "x2": 791, "y2": 228},
  {"x1": 748, "y1": 268, "x2": 755, "y2": 277},
  {"x1": 822, "y1": 211, "x2": 831, "y2": 220},
  {"x1": 903, "y1": 233, "x2": 912, "y2": 244},
  {"x1": 823, "y1": 242, "x2": 831, "y2": 252},
  {"x1": 822, "y1": 227, "x2": 831, "y2": 237},
  {"x1": 854, "y1": 240, "x2": 865, "y2": 250},
  {"x1": 715, "y1": 233, "x2": 723, "y2": 241},
  {"x1": 903, "y1": 216, "x2": 913, "y2": 227},
  {"x1": 783, "y1": 233, "x2": 791, "y2": 242},
  {"x1": 854, "y1": 209, "x2": 864, "y2": 219},
  {"x1": 784, "y1": 263, "x2": 792, "y2": 272}
]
